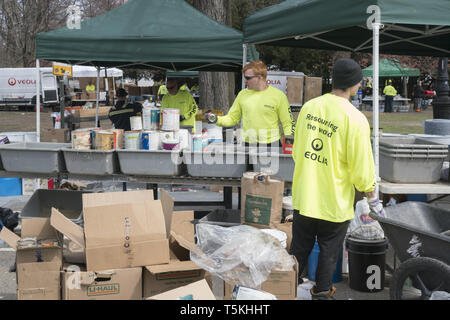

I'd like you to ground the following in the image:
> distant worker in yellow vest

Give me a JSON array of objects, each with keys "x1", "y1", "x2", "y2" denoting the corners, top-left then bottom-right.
[
  {"x1": 291, "y1": 58, "x2": 385, "y2": 300},
  {"x1": 161, "y1": 79, "x2": 198, "y2": 133},
  {"x1": 383, "y1": 80, "x2": 397, "y2": 113},
  {"x1": 191, "y1": 84, "x2": 199, "y2": 92},
  {"x1": 157, "y1": 84, "x2": 168, "y2": 102},
  {"x1": 205, "y1": 60, "x2": 294, "y2": 147},
  {"x1": 85, "y1": 82, "x2": 96, "y2": 99}
]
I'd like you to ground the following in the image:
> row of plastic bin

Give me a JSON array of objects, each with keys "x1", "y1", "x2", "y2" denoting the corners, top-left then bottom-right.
[{"x1": 0, "y1": 142, "x2": 296, "y2": 181}]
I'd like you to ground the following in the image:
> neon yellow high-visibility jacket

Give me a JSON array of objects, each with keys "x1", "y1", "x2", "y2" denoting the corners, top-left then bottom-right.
[
  {"x1": 158, "y1": 85, "x2": 168, "y2": 95},
  {"x1": 161, "y1": 90, "x2": 198, "y2": 132},
  {"x1": 292, "y1": 93, "x2": 376, "y2": 223},
  {"x1": 383, "y1": 85, "x2": 397, "y2": 96},
  {"x1": 216, "y1": 86, "x2": 294, "y2": 144},
  {"x1": 180, "y1": 84, "x2": 190, "y2": 91}
]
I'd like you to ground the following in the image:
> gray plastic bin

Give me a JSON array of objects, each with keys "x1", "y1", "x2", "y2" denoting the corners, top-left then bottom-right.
[
  {"x1": 379, "y1": 137, "x2": 448, "y2": 183},
  {"x1": 250, "y1": 152, "x2": 295, "y2": 182},
  {"x1": 62, "y1": 148, "x2": 119, "y2": 175},
  {"x1": 183, "y1": 149, "x2": 248, "y2": 178},
  {"x1": 0, "y1": 142, "x2": 70, "y2": 174},
  {"x1": 117, "y1": 149, "x2": 182, "y2": 176},
  {"x1": 20, "y1": 189, "x2": 90, "y2": 219}
]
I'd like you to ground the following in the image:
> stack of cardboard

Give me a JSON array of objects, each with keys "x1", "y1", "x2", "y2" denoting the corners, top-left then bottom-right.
[{"x1": 0, "y1": 190, "x2": 209, "y2": 300}]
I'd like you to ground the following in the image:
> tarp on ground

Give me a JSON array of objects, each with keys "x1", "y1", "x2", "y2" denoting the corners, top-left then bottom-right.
[
  {"x1": 36, "y1": 0, "x2": 258, "y2": 72},
  {"x1": 243, "y1": 0, "x2": 450, "y2": 57},
  {"x1": 362, "y1": 58, "x2": 420, "y2": 77}
]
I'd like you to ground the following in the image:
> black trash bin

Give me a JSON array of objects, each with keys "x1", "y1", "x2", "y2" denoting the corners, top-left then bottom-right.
[{"x1": 345, "y1": 237, "x2": 389, "y2": 292}]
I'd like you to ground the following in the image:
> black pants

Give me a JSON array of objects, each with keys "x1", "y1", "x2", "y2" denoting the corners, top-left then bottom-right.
[
  {"x1": 385, "y1": 95, "x2": 394, "y2": 113},
  {"x1": 290, "y1": 211, "x2": 350, "y2": 292}
]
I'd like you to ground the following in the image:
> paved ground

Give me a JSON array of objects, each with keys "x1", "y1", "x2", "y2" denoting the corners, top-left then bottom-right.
[{"x1": 0, "y1": 187, "x2": 396, "y2": 301}]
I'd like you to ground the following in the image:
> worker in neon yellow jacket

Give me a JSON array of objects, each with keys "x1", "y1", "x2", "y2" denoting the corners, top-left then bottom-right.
[
  {"x1": 161, "y1": 78, "x2": 198, "y2": 133},
  {"x1": 291, "y1": 58, "x2": 385, "y2": 300},
  {"x1": 206, "y1": 60, "x2": 294, "y2": 147},
  {"x1": 383, "y1": 80, "x2": 397, "y2": 113}
]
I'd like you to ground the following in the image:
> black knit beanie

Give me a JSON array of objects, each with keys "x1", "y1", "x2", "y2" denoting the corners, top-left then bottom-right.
[{"x1": 332, "y1": 58, "x2": 363, "y2": 90}]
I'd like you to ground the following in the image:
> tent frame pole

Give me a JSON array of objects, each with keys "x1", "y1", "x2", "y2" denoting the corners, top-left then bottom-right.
[
  {"x1": 95, "y1": 67, "x2": 100, "y2": 128},
  {"x1": 242, "y1": 44, "x2": 248, "y2": 90},
  {"x1": 373, "y1": 22, "x2": 380, "y2": 194},
  {"x1": 36, "y1": 59, "x2": 41, "y2": 142}
]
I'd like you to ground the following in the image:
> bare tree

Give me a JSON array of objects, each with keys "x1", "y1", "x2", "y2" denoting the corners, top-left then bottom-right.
[
  {"x1": 0, "y1": 0, "x2": 76, "y2": 67},
  {"x1": 192, "y1": 0, "x2": 235, "y2": 112},
  {"x1": 78, "y1": 0, "x2": 125, "y2": 18}
]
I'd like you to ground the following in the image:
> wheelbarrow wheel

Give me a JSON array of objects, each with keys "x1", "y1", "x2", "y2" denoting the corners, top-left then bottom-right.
[{"x1": 390, "y1": 257, "x2": 450, "y2": 300}]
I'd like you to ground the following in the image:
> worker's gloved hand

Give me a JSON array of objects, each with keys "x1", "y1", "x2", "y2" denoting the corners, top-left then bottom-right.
[
  {"x1": 204, "y1": 110, "x2": 217, "y2": 124},
  {"x1": 368, "y1": 196, "x2": 386, "y2": 217},
  {"x1": 179, "y1": 115, "x2": 186, "y2": 122}
]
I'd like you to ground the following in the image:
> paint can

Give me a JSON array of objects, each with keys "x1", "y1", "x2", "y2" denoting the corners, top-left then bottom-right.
[
  {"x1": 160, "y1": 108, "x2": 179, "y2": 131},
  {"x1": 124, "y1": 131, "x2": 141, "y2": 150},
  {"x1": 147, "y1": 130, "x2": 160, "y2": 151},
  {"x1": 71, "y1": 130, "x2": 91, "y2": 150},
  {"x1": 93, "y1": 131, "x2": 115, "y2": 150},
  {"x1": 130, "y1": 116, "x2": 143, "y2": 131},
  {"x1": 150, "y1": 108, "x2": 161, "y2": 130},
  {"x1": 142, "y1": 107, "x2": 152, "y2": 130},
  {"x1": 192, "y1": 134, "x2": 203, "y2": 152},
  {"x1": 176, "y1": 129, "x2": 190, "y2": 150},
  {"x1": 141, "y1": 131, "x2": 151, "y2": 150}
]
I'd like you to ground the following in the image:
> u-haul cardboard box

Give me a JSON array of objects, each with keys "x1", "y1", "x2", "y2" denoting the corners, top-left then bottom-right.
[
  {"x1": 62, "y1": 265, "x2": 142, "y2": 300},
  {"x1": 0, "y1": 218, "x2": 62, "y2": 300},
  {"x1": 50, "y1": 190, "x2": 170, "y2": 271},
  {"x1": 143, "y1": 209, "x2": 205, "y2": 298}
]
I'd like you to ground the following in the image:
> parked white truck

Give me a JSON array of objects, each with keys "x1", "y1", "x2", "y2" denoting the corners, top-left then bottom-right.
[{"x1": 0, "y1": 67, "x2": 59, "y2": 109}]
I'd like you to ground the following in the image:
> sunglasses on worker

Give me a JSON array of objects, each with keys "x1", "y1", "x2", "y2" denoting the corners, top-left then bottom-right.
[{"x1": 244, "y1": 75, "x2": 260, "y2": 81}]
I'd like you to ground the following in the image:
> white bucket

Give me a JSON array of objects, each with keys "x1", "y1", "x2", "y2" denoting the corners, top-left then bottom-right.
[
  {"x1": 142, "y1": 107, "x2": 152, "y2": 130},
  {"x1": 124, "y1": 131, "x2": 141, "y2": 150},
  {"x1": 161, "y1": 108, "x2": 180, "y2": 131},
  {"x1": 130, "y1": 116, "x2": 143, "y2": 131}
]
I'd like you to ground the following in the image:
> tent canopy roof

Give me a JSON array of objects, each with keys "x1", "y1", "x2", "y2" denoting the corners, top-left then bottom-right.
[
  {"x1": 244, "y1": 0, "x2": 450, "y2": 57},
  {"x1": 362, "y1": 58, "x2": 420, "y2": 77},
  {"x1": 36, "y1": 0, "x2": 258, "y2": 71}
]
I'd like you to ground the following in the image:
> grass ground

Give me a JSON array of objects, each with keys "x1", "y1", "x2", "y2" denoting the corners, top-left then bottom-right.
[{"x1": 362, "y1": 104, "x2": 433, "y2": 134}]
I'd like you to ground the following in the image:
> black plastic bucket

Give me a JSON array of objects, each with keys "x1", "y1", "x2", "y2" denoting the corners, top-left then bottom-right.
[{"x1": 345, "y1": 237, "x2": 389, "y2": 292}]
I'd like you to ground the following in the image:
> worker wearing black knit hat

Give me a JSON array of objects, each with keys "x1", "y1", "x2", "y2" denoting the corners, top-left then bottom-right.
[
  {"x1": 108, "y1": 88, "x2": 142, "y2": 131},
  {"x1": 291, "y1": 58, "x2": 383, "y2": 300}
]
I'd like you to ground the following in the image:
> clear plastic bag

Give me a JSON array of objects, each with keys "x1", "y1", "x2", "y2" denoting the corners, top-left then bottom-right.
[
  {"x1": 190, "y1": 223, "x2": 295, "y2": 288},
  {"x1": 348, "y1": 198, "x2": 385, "y2": 240}
]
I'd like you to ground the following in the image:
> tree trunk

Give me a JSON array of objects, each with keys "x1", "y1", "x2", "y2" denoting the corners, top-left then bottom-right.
[{"x1": 192, "y1": 0, "x2": 235, "y2": 113}]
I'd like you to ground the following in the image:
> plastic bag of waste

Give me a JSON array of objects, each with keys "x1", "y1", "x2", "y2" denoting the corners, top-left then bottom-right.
[
  {"x1": 347, "y1": 198, "x2": 384, "y2": 240},
  {"x1": 190, "y1": 223, "x2": 295, "y2": 288}
]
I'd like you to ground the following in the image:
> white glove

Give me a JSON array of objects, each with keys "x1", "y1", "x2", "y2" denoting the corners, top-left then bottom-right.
[{"x1": 368, "y1": 196, "x2": 386, "y2": 217}]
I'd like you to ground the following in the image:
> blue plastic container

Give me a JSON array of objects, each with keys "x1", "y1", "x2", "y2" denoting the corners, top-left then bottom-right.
[
  {"x1": 308, "y1": 240, "x2": 343, "y2": 283},
  {"x1": 0, "y1": 178, "x2": 22, "y2": 196}
]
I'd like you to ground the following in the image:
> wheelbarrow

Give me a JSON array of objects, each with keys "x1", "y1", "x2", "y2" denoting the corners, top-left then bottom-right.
[{"x1": 369, "y1": 201, "x2": 450, "y2": 300}]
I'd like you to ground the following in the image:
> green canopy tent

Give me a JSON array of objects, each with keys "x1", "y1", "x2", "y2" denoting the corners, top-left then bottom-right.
[
  {"x1": 362, "y1": 58, "x2": 420, "y2": 77},
  {"x1": 34, "y1": 0, "x2": 258, "y2": 138},
  {"x1": 243, "y1": 0, "x2": 450, "y2": 184}
]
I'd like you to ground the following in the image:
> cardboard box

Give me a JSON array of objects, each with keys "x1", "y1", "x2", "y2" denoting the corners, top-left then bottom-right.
[
  {"x1": 223, "y1": 256, "x2": 298, "y2": 300},
  {"x1": 62, "y1": 266, "x2": 142, "y2": 300},
  {"x1": 73, "y1": 106, "x2": 111, "y2": 118},
  {"x1": 50, "y1": 190, "x2": 170, "y2": 271},
  {"x1": 143, "y1": 210, "x2": 205, "y2": 298},
  {"x1": 286, "y1": 76, "x2": 304, "y2": 105},
  {"x1": 0, "y1": 218, "x2": 62, "y2": 300},
  {"x1": 124, "y1": 85, "x2": 140, "y2": 96},
  {"x1": 41, "y1": 128, "x2": 70, "y2": 143},
  {"x1": 304, "y1": 76, "x2": 323, "y2": 103},
  {"x1": 148, "y1": 279, "x2": 215, "y2": 300}
]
